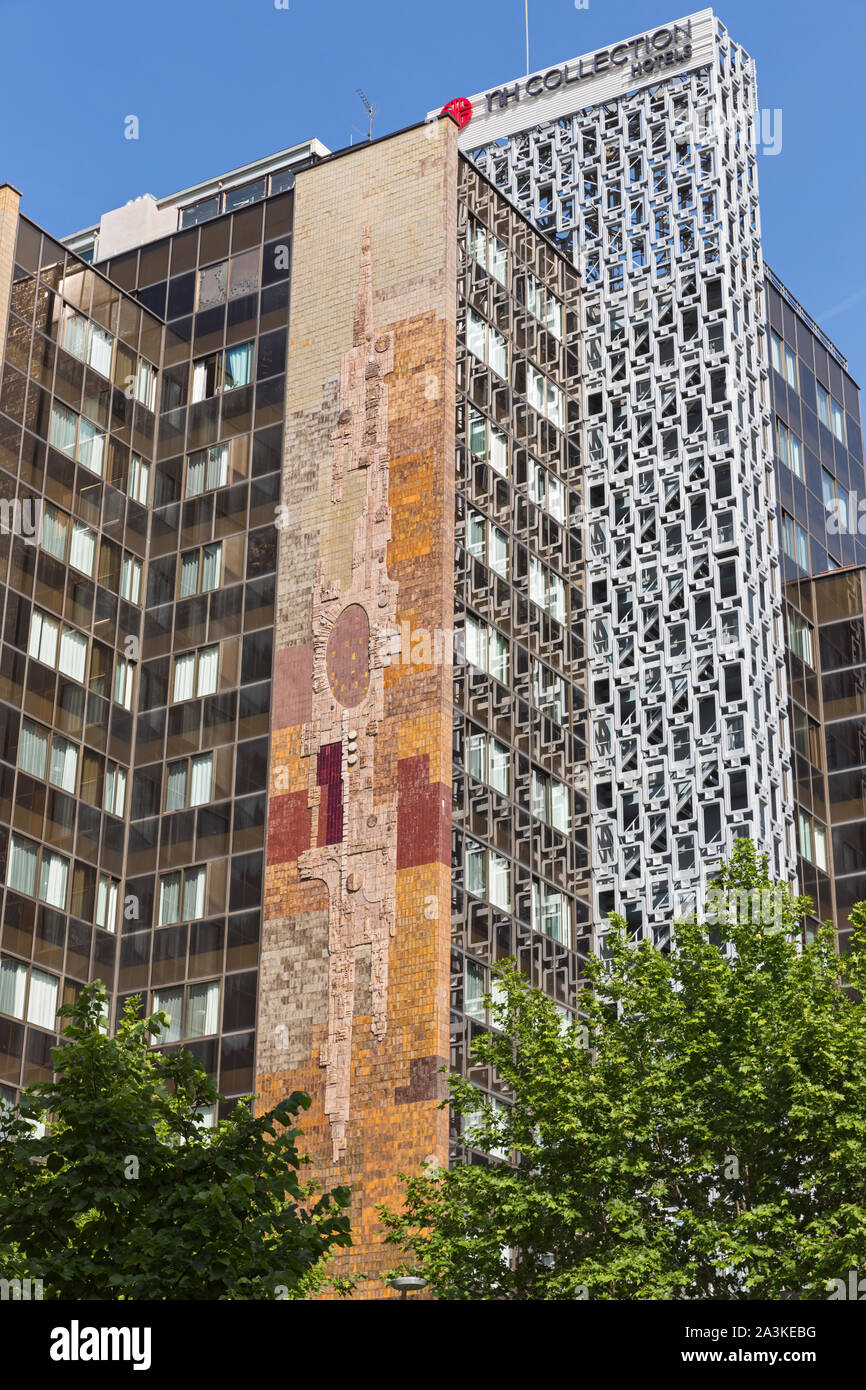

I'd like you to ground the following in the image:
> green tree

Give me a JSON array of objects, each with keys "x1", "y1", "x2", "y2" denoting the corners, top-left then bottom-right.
[
  {"x1": 0, "y1": 982, "x2": 351, "y2": 1299},
  {"x1": 381, "y1": 840, "x2": 866, "y2": 1299}
]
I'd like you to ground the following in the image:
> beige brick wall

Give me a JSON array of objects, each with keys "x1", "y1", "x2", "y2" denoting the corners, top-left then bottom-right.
[{"x1": 0, "y1": 185, "x2": 22, "y2": 377}]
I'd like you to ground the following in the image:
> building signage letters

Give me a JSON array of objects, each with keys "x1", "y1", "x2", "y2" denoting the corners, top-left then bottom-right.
[{"x1": 484, "y1": 20, "x2": 694, "y2": 112}]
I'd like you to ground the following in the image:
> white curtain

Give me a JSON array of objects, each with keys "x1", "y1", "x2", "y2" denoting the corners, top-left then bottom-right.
[
  {"x1": 182, "y1": 867, "x2": 206, "y2": 922},
  {"x1": 549, "y1": 574, "x2": 565, "y2": 623},
  {"x1": 49, "y1": 404, "x2": 77, "y2": 456},
  {"x1": 186, "y1": 450, "x2": 206, "y2": 497},
  {"x1": 467, "y1": 310, "x2": 486, "y2": 362},
  {"x1": 58, "y1": 628, "x2": 86, "y2": 683},
  {"x1": 38, "y1": 851, "x2": 69, "y2": 909},
  {"x1": 154, "y1": 988, "x2": 183, "y2": 1043},
  {"x1": 179, "y1": 552, "x2": 199, "y2": 597},
  {"x1": 489, "y1": 425, "x2": 507, "y2": 475},
  {"x1": 489, "y1": 327, "x2": 507, "y2": 379},
  {"x1": 128, "y1": 455, "x2": 150, "y2": 505},
  {"x1": 18, "y1": 721, "x2": 48, "y2": 778},
  {"x1": 69, "y1": 521, "x2": 96, "y2": 576},
  {"x1": 186, "y1": 982, "x2": 219, "y2": 1038},
  {"x1": 207, "y1": 444, "x2": 228, "y2": 490},
  {"x1": 7, "y1": 836, "x2": 37, "y2": 896},
  {"x1": 103, "y1": 764, "x2": 126, "y2": 817},
  {"x1": 468, "y1": 407, "x2": 486, "y2": 459},
  {"x1": 191, "y1": 361, "x2": 208, "y2": 404},
  {"x1": 113, "y1": 658, "x2": 133, "y2": 709},
  {"x1": 489, "y1": 740, "x2": 509, "y2": 795},
  {"x1": 49, "y1": 736, "x2": 78, "y2": 793},
  {"x1": 137, "y1": 362, "x2": 155, "y2": 410},
  {"x1": 172, "y1": 653, "x2": 195, "y2": 703},
  {"x1": 488, "y1": 853, "x2": 510, "y2": 911},
  {"x1": 61, "y1": 308, "x2": 87, "y2": 360},
  {"x1": 467, "y1": 512, "x2": 485, "y2": 559},
  {"x1": 200, "y1": 543, "x2": 221, "y2": 592},
  {"x1": 122, "y1": 556, "x2": 141, "y2": 604},
  {"x1": 551, "y1": 780, "x2": 570, "y2": 835},
  {"x1": 196, "y1": 646, "x2": 218, "y2": 696},
  {"x1": 30, "y1": 611, "x2": 58, "y2": 667},
  {"x1": 0, "y1": 959, "x2": 27, "y2": 1019},
  {"x1": 464, "y1": 841, "x2": 485, "y2": 898},
  {"x1": 468, "y1": 731, "x2": 485, "y2": 782},
  {"x1": 158, "y1": 873, "x2": 181, "y2": 925},
  {"x1": 41, "y1": 506, "x2": 68, "y2": 560},
  {"x1": 96, "y1": 875, "x2": 118, "y2": 932},
  {"x1": 77, "y1": 419, "x2": 104, "y2": 476},
  {"x1": 189, "y1": 754, "x2": 212, "y2": 807},
  {"x1": 548, "y1": 475, "x2": 565, "y2": 522},
  {"x1": 489, "y1": 630, "x2": 508, "y2": 684},
  {"x1": 489, "y1": 527, "x2": 507, "y2": 576},
  {"x1": 87, "y1": 324, "x2": 113, "y2": 377},
  {"x1": 165, "y1": 763, "x2": 187, "y2": 812}
]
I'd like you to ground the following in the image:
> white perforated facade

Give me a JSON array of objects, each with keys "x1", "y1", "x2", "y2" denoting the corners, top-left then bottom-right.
[{"x1": 445, "y1": 10, "x2": 796, "y2": 937}]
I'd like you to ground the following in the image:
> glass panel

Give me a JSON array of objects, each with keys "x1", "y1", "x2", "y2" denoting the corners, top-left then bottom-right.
[
  {"x1": 172, "y1": 652, "x2": 195, "y2": 703},
  {"x1": 186, "y1": 981, "x2": 219, "y2": 1037},
  {"x1": 158, "y1": 872, "x2": 181, "y2": 925},
  {"x1": 48, "y1": 735, "x2": 78, "y2": 793},
  {"x1": 26, "y1": 968, "x2": 58, "y2": 1029},
  {"x1": 0, "y1": 958, "x2": 27, "y2": 1019},
  {"x1": 182, "y1": 866, "x2": 206, "y2": 922},
  {"x1": 188, "y1": 754, "x2": 212, "y2": 806},
  {"x1": 154, "y1": 987, "x2": 183, "y2": 1043},
  {"x1": 19, "y1": 721, "x2": 48, "y2": 778},
  {"x1": 196, "y1": 646, "x2": 218, "y2": 696},
  {"x1": 38, "y1": 851, "x2": 69, "y2": 909}
]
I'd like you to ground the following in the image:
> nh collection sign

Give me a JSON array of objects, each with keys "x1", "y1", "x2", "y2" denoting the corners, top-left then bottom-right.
[{"x1": 482, "y1": 19, "x2": 694, "y2": 113}]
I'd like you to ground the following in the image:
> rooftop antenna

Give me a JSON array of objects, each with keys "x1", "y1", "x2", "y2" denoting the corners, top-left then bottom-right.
[
  {"x1": 356, "y1": 88, "x2": 376, "y2": 141},
  {"x1": 524, "y1": 0, "x2": 530, "y2": 75}
]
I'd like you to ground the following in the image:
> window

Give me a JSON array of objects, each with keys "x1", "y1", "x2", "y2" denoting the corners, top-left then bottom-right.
[
  {"x1": 786, "y1": 608, "x2": 814, "y2": 666},
  {"x1": 798, "y1": 811, "x2": 828, "y2": 871},
  {"x1": 467, "y1": 726, "x2": 510, "y2": 795},
  {"x1": 191, "y1": 343, "x2": 253, "y2": 401},
  {"x1": 49, "y1": 402, "x2": 105, "y2": 477},
  {"x1": 120, "y1": 555, "x2": 142, "y2": 604},
  {"x1": 528, "y1": 555, "x2": 566, "y2": 622},
  {"x1": 41, "y1": 504, "x2": 98, "y2": 576},
  {"x1": 128, "y1": 454, "x2": 150, "y2": 505},
  {"x1": 532, "y1": 659, "x2": 567, "y2": 724},
  {"x1": 464, "y1": 614, "x2": 509, "y2": 685},
  {"x1": 816, "y1": 382, "x2": 831, "y2": 429},
  {"x1": 526, "y1": 363, "x2": 564, "y2": 428},
  {"x1": 186, "y1": 443, "x2": 229, "y2": 497},
  {"x1": 60, "y1": 306, "x2": 114, "y2": 378},
  {"x1": 103, "y1": 761, "x2": 128, "y2": 818},
  {"x1": 831, "y1": 398, "x2": 846, "y2": 444},
  {"x1": 7, "y1": 835, "x2": 69, "y2": 910},
  {"x1": 154, "y1": 981, "x2": 220, "y2": 1042},
  {"x1": 165, "y1": 753, "x2": 213, "y2": 811},
  {"x1": 158, "y1": 865, "x2": 207, "y2": 925},
  {"x1": 467, "y1": 309, "x2": 507, "y2": 378},
  {"x1": 464, "y1": 838, "x2": 510, "y2": 911},
  {"x1": 526, "y1": 271, "x2": 563, "y2": 340},
  {"x1": 136, "y1": 360, "x2": 157, "y2": 411},
  {"x1": 532, "y1": 879, "x2": 569, "y2": 945},
  {"x1": 113, "y1": 654, "x2": 134, "y2": 709},
  {"x1": 179, "y1": 542, "x2": 222, "y2": 598},
  {"x1": 467, "y1": 406, "x2": 508, "y2": 475},
  {"x1": 29, "y1": 609, "x2": 88, "y2": 683},
  {"x1": 776, "y1": 419, "x2": 802, "y2": 479},
  {"x1": 462, "y1": 1090, "x2": 509, "y2": 1160},
  {"x1": 172, "y1": 645, "x2": 219, "y2": 702},
  {"x1": 528, "y1": 461, "x2": 566, "y2": 523},
  {"x1": 469, "y1": 217, "x2": 507, "y2": 286},
  {"x1": 781, "y1": 512, "x2": 809, "y2": 569},
  {"x1": 95, "y1": 874, "x2": 120, "y2": 932},
  {"x1": 466, "y1": 506, "x2": 508, "y2": 577}
]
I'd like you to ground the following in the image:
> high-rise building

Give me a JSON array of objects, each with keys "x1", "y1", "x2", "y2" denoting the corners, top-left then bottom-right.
[{"x1": 0, "y1": 7, "x2": 862, "y2": 1293}]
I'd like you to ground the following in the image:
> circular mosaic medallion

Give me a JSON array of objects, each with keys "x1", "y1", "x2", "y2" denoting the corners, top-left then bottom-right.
[{"x1": 326, "y1": 604, "x2": 370, "y2": 709}]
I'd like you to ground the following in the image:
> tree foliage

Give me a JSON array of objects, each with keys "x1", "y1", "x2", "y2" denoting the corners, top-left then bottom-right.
[
  {"x1": 0, "y1": 982, "x2": 352, "y2": 1299},
  {"x1": 382, "y1": 841, "x2": 866, "y2": 1299}
]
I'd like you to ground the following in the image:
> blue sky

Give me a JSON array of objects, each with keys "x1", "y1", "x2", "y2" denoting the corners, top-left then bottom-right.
[{"x1": 0, "y1": 0, "x2": 864, "y2": 383}]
